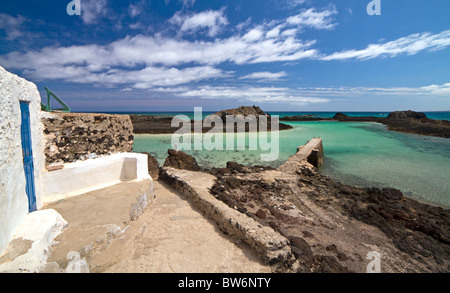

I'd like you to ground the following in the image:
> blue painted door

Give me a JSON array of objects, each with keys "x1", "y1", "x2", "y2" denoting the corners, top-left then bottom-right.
[{"x1": 19, "y1": 101, "x2": 37, "y2": 212}]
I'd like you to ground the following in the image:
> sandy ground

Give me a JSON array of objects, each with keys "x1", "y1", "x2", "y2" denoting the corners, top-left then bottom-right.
[
  {"x1": 43, "y1": 180, "x2": 271, "y2": 273},
  {"x1": 93, "y1": 181, "x2": 271, "y2": 273}
]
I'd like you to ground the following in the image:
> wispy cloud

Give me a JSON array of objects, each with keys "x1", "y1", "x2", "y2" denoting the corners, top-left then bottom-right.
[
  {"x1": 287, "y1": 6, "x2": 338, "y2": 30},
  {"x1": 286, "y1": 0, "x2": 308, "y2": 8},
  {"x1": 295, "y1": 83, "x2": 450, "y2": 96},
  {"x1": 179, "y1": 0, "x2": 195, "y2": 8},
  {"x1": 322, "y1": 30, "x2": 450, "y2": 61},
  {"x1": 128, "y1": 0, "x2": 147, "y2": 18},
  {"x1": 169, "y1": 9, "x2": 228, "y2": 37},
  {"x1": 180, "y1": 85, "x2": 330, "y2": 105},
  {"x1": 81, "y1": 0, "x2": 108, "y2": 25},
  {"x1": 239, "y1": 71, "x2": 287, "y2": 80},
  {"x1": 0, "y1": 13, "x2": 25, "y2": 40}
]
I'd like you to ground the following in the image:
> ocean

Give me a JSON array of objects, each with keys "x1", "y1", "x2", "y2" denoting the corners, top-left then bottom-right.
[
  {"x1": 130, "y1": 111, "x2": 450, "y2": 207},
  {"x1": 107, "y1": 111, "x2": 450, "y2": 121}
]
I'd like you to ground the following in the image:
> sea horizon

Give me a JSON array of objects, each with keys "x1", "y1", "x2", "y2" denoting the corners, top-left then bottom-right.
[{"x1": 78, "y1": 110, "x2": 450, "y2": 121}]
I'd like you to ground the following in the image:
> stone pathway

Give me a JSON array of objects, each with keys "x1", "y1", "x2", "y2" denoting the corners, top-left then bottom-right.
[{"x1": 86, "y1": 181, "x2": 271, "y2": 273}]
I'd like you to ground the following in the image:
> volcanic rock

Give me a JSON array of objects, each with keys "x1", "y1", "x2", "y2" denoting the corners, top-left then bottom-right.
[
  {"x1": 163, "y1": 149, "x2": 200, "y2": 171},
  {"x1": 387, "y1": 110, "x2": 428, "y2": 120}
]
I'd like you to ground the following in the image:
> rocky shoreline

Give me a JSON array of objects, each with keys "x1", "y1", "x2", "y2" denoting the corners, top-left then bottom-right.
[
  {"x1": 130, "y1": 106, "x2": 292, "y2": 134},
  {"x1": 131, "y1": 108, "x2": 450, "y2": 138},
  {"x1": 155, "y1": 140, "x2": 450, "y2": 273},
  {"x1": 281, "y1": 110, "x2": 450, "y2": 138}
]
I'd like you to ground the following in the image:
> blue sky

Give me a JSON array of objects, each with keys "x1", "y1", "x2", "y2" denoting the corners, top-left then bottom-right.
[{"x1": 0, "y1": 0, "x2": 449, "y2": 112}]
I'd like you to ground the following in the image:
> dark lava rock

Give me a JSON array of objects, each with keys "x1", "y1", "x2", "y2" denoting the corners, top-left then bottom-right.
[
  {"x1": 163, "y1": 149, "x2": 200, "y2": 171},
  {"x1": 289, "y1": 236, "x2": 314, "y2": 264},
  {"x1": 387, "y1": 110, "x2": 428, "y2": 120},
  {"x1": 226, "y1": 161, "x2": 246, "y2": 173},
  {"x1": 326, "y1": 244, "x2": 338, "y2": 253},
  {"x1": 312, "y1": 255, "x2": 349, "y2": 273},
  {"x1": 255, "y1": 209, "x2": 267, "y2": 219},
  {"x1": 211, "y1": 105, "x2": 293, "y2": 131},
  {"x1": 332, "y1": 112, "x2": 350, "y2": 121},
  {"x1": 143, "y1": 152, "x2": 160, "y2": 180}
]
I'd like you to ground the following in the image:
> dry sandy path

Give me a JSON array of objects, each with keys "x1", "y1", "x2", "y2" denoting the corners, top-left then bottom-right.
[{"x1": 88, "y1": 181, "x2": 271, "y2": 273}]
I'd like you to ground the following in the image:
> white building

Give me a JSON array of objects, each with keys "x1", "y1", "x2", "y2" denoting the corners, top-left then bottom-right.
[
  {"x1": 0, "y1": 66, "x2": 153, "y2": 271},
  {"x1": 0, "y1": 66, "x2": 46, "y2": 254}
]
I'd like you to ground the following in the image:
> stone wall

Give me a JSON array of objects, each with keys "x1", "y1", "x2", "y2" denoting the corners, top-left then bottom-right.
[
  {"x1": 277, "y1": 137, "x2": 324, "y2": 173},
  {"x1": 41, "y1": 112, "x2": 134, "y2": 165}
]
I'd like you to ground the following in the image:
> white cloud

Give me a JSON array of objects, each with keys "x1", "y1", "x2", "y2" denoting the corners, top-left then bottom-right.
[
  {"x1": 169, "y1": 9, "x2": 228, "y2": 37},
  {"x1": 81, "y1": 0, "x2": 108, "y2": 25},
  {"x1": 25, "y1": 63, "x2": 226, "y2": 88},
  {"x1": 420, "y1": 83, "x2": 450, "y2": 95},
  {"x1": 239, "y1": 71, "x2": 287, "y2": 80},
  {"x1": 295, "y1": 83, "x2": 450, "y2": 97},
  {"x1": 128, "y1": 0, "x2": 147, "y2": 18},
  {"x1": 322, "y1": 30, "x2": 450, "y2": 61},
  {"x1": 2, "y1": 3, "x2": 450, "y2": 99},
  {"x1": 286, "y1": 0, "x2": 308, "y2": 8},
  {"x1": 242, "y1": 27, "x2": 264, "y2": 42},
  {"x1": 236, "y1": 17, "x2": 252, "y2": 32},
  {"x1": 286, "y1": 6, "x2": 338, "y2": 30},
  {"x1": 180, "y1": 85, "x2": 330, "y2": 105},
  {"x1": 0, "y1": 13, "x2": 25, "y2": 40},
  {"x1": 179, "y1": 0, "x2": 195, "y2": 7},
  {"x1": 0, "y1": 17, "x2": 318, "y2": 72},
  {"x1": 266, "y1": 25, "x2": 283, "y2": 39}
]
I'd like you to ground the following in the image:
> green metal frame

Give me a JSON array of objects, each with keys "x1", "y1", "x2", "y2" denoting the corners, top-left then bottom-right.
[{"x1": 41, "y1": 87, "x2": 71, "y2": 113}]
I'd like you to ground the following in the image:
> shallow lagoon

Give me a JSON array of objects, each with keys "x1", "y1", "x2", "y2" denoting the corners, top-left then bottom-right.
[{"x1": 134, "y1": 121, "x2": 450, "y2": 207}]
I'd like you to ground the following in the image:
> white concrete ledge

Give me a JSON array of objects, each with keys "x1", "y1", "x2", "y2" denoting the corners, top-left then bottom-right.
[
  {"x1": 0, "y1": 209, "x2": 68, "y2": 273},
  {"x1": 42, "y1": 153, "x2": 152, "y2": 204}
]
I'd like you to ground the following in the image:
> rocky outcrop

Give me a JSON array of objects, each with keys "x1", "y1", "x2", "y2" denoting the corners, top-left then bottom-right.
[
  {"x1": 383, "y1": 111, "x2": 450, "y2": 137},
  {"x1": 329, "y1": 111, "x2": 450, "y2": 138},
  {"x1": 332, "y1": 112, "x2": 350, "y2": 121},
  {"x1": 332, "y1": 112, "x2": 383, "y2": 122},
  {"x1": 163, "y1": 149, "x2": 201, "y2": 171},
  {"x1": 387, "y1": 110, "x2": 427, "y2": 120},
  {"x1": 212, "y1": 105, "x2": 292, "y2": 132},
  {"x1": 130, "y1": 106, "x2": 293, "y2": 134},
  {"x1": 211, "y1": 105, "x2": 268, "y2": 120},
  {"x1": 280, "y1": 114, "x2": 324, "y2": 121},
  {"x1": 130, "y1": 115, "x2": 175, "y2": 134},
  {"x1": 42, "y1": 112, "x2": 134, "y2": 165},
  {"x1": 143, "y1": 152, "x2": 160, "y2": 180}
]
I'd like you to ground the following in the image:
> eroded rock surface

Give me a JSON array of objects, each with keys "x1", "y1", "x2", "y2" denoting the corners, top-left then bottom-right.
[
  {"x1": 42, "y1": 112, "x2": 134, "y2": 165},
  {"x1": 163, "y1": 149, "x2": 201, "y2": 171},
  {"x1": 208, "y1": 157, "x2": 450, "y2": 273}
]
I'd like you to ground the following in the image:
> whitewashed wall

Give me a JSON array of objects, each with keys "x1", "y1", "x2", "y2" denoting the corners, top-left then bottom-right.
[{"x1": 0, "y1": 66, "x2": 45, "y2": 254}]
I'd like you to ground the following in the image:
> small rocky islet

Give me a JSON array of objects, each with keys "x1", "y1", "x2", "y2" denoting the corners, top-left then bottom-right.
[{"x1": 282, "y1": 110, "x2": 450, "y2": 138}]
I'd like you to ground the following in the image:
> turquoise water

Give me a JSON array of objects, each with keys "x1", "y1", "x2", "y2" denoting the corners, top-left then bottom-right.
[
  {"x1": 134, "y1": 120, "x2": 450, "y2": 207},
  {"x1": 102, "y1": 111, "x2": 450, "y2": 121}
]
